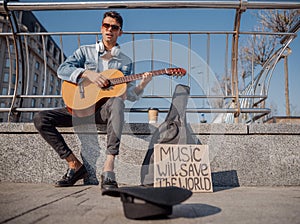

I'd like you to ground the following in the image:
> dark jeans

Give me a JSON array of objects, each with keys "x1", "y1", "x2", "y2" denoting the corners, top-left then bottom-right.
[{"x1": 34, "y1": 97, "x2": 125, "y2": 159}]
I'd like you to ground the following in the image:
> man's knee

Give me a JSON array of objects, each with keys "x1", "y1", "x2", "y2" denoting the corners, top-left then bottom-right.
[
  {"x1": 110, "y1": 97, "x2": 125, "y2": 110},
  {"x1": 33, "y1": 111, "x2": 48, "y2": 131}
]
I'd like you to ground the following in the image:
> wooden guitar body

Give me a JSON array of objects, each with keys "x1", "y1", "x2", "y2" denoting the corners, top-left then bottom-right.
[
  {"x1": 62, "y1": 69, "x2": 126, "y2": 117},
  {"x1": 62, "y1": 68, "x2": 186, "y2": 117}
]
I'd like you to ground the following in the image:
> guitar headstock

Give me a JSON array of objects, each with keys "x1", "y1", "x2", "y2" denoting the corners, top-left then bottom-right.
[{"x1": 165, "y1": 68, "x2": 187, "y2": 78}]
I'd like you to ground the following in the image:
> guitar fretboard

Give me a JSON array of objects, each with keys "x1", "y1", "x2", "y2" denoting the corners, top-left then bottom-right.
[{"x1": 109, "y1": 68, "x2": 168, "y2": 85}]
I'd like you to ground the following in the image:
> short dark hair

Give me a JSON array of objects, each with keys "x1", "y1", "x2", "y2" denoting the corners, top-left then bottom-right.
[{"x1": 102, "y1": 11, "x2": 123, "y2": 30}]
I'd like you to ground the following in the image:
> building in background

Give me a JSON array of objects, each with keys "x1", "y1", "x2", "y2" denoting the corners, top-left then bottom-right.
[{"x1": 0, "y1": 9, "x2": 65, "y2": 122}]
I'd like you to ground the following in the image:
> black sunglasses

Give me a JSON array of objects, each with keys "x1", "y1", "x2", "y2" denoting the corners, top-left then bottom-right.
[{"x1": 102, "y1": 23, "x2": 121, "y2": 31}]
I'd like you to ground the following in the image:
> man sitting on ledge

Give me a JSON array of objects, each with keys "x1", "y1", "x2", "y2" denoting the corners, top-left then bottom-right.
[{"x1": 34, "y1": 11, "x2": 152, "y2": 190}]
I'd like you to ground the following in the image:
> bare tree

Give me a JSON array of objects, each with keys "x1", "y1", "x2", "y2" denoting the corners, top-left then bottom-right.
[
  {"x1": 239, "y1": 9, "x2": 300, "y2": 116},
  {"x1": 258, "y1": 9, "x2": 299, "y2": 116},
  {"x1": 257, "y1": 10, "x2": 300, "y2": 34},
  {"x1": 239, "y1": 30, "x2": 277, "y2": 87}
]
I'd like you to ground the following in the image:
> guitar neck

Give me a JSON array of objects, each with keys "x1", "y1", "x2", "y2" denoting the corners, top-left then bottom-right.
[{"x1": 110, "y1": 68, "x2": 168, "y2": 85}]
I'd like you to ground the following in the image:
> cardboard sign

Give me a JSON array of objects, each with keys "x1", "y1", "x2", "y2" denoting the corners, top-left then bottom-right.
[{"x1": 154, "y1": 144, "x2": 213, "y2": 192}]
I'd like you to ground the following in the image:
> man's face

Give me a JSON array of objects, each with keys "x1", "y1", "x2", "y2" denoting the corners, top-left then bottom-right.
[{"x1": 101, "y1": 17, "x2": 123, "y2": 45}]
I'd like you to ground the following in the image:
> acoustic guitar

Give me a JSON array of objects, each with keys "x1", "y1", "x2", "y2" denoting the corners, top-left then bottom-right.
[{"x1": 62, "y1": 68, "x2": 186, "y2": 117}]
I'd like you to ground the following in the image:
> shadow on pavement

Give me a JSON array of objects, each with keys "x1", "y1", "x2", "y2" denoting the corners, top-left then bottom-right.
[
  {"x1": 170, "y1": 203, "x2": 222, "y2": 219},
  {"x1": 132, "y1": 203, "x2": 221, "y2": 220}
]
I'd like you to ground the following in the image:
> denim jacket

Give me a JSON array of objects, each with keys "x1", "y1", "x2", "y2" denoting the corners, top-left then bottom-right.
[{"x1": 57, "y1": 44, "x2": 142, "y2": 102}]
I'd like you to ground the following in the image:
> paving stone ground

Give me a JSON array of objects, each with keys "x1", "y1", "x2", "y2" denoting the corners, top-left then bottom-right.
[{"x1": 0, "y1": 182, "x2": 299, "y2": 224}]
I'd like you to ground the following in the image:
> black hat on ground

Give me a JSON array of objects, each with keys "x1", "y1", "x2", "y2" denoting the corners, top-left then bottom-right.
[{"x1": 102, "y1": 186, "x2": 192, "y2": 219}]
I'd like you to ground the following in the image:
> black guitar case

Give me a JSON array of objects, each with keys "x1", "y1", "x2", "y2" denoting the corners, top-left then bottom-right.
[{"x1": 140, "y1": 84, "x2": 200, "y2": 185}]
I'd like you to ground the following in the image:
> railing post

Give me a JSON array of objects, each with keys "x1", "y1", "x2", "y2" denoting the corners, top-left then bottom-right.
[
  {"x1": 3, "y1": 1, "x2": 25, "y2": 122},
  {"x1": 231, "y1": 5, "x2": 245, "y2": 123}
]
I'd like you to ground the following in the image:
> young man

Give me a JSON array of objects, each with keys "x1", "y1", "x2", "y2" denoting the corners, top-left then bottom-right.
[{"x1": 34, "y1": 11, "x2": 152, "y2": 190}]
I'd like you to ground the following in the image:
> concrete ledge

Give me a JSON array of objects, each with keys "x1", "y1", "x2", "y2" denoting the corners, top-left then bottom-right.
[
  {"x1": 0, "y1": 123, "x2": 299, "y2": 186},
  {"x1": 248, "y1": 123, "x2": 300, "y2": 134},
  {"x1": 0, "y1": 123, "x2": 248, "y2": 134}
]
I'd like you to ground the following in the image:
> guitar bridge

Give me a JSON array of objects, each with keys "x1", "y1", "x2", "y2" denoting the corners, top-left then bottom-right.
[{"x1": 79, "y1": 83, "x2": 85, "y2": 99}]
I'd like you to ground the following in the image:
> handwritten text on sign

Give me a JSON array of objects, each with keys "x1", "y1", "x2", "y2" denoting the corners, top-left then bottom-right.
[{"x1": 154, "y1": 144, "x2": 213, "y2": 192}]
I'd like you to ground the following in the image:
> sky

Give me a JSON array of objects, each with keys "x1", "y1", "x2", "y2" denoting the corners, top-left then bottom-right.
[{"x1": 18, "y1": 0, "x2": 300, "y2": 122}]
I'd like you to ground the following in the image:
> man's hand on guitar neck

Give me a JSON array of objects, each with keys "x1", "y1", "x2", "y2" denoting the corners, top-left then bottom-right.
[
  {"x1": 80, "y1": 70, "x2": 110, "y2": 88},
  {"x1": 134, "y1": 72, "x2": 152, "y2": 95}
]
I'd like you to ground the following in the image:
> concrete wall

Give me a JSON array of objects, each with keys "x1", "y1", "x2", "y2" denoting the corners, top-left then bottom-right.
[{"x1": 0, "y1": 123, "x2": 299, "y2": 186}]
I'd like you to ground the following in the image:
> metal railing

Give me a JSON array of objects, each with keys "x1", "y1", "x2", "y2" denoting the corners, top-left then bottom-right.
[
  {"x1": 1, "y1": 1, "x2": 300, "y2": 11},
  {"x1": 0, "y1": 1, "x2": 299, "y2": 123}
]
